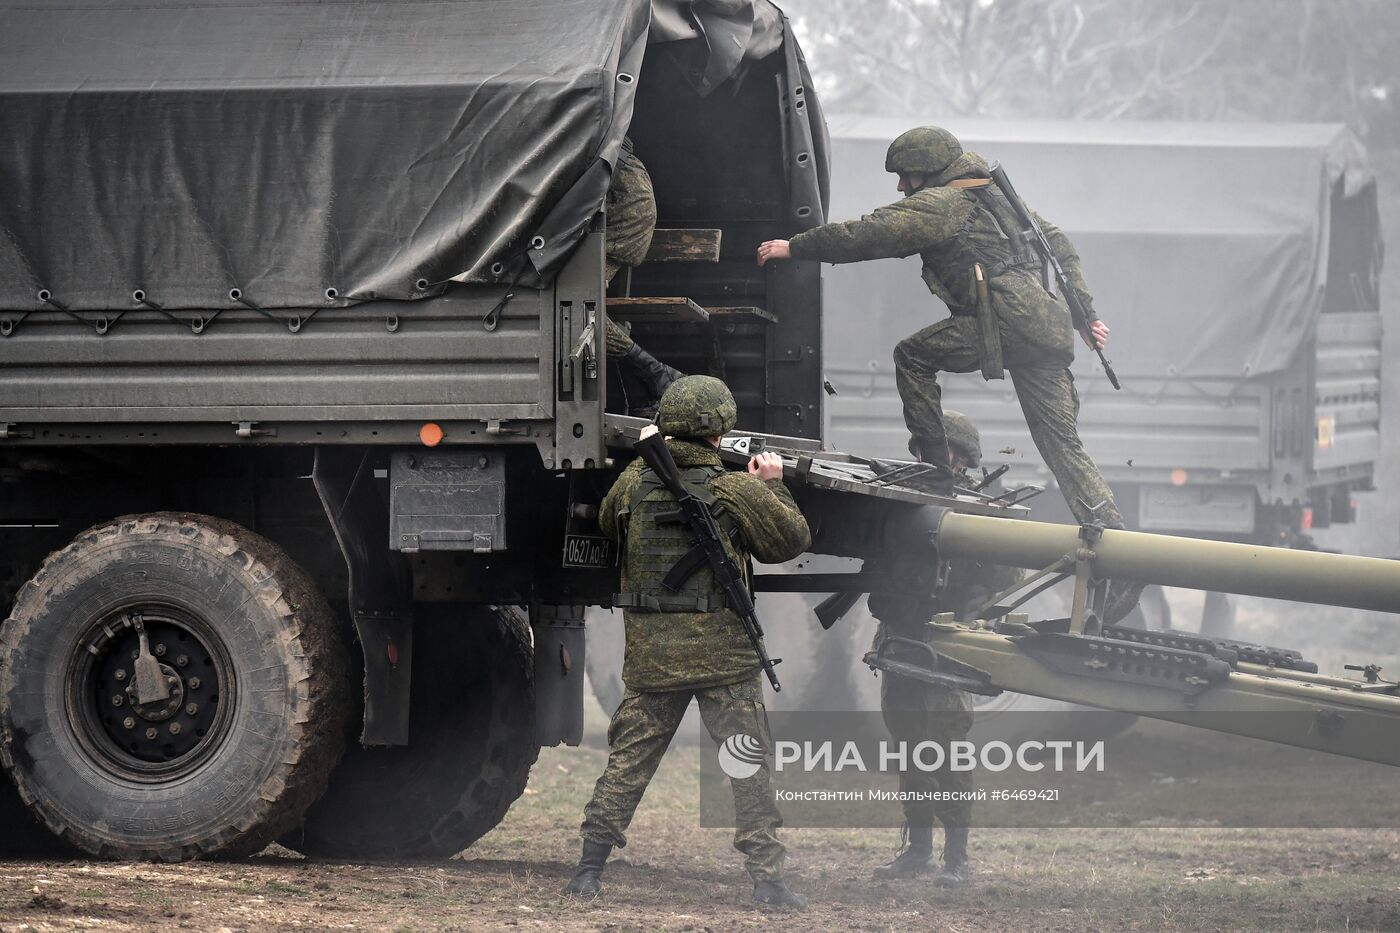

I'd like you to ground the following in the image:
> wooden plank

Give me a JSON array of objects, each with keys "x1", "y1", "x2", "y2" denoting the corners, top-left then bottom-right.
[
  {"x1": 707, "y1": 306, "x2": 778, "y2": 324},
  {"x1": 643, "y1": 228, "x2": 722, "y2": 263},
  {"x1": 606, "y1": 296, "x2": 710, "y2": 325}
]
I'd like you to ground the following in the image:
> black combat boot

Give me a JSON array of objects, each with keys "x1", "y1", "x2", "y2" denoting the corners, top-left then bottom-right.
[
  {"x1": 873, "y1": 825, "x2": 935, "y2": 879},
  {"x1": 933, "y1": 826, "x2": 971, "y2": 887},
  {"x1": 753, "y1": 878, "x2": 808, "y2": 909},
  {"x1": 564, "y1": 840, "x2": 612, "y2": 896},
  {"x1": 621, "y1": 342, "x2": 682, "y2": 409}
]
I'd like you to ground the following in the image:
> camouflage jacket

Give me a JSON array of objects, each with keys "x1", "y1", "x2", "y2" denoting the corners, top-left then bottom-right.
[
  {"x1": 789, "y1": 152, "x2": 1093, "y2": 361},
  {"x1": 604, "y1": 138, "x2": 657, "y2": 281},
  {"x1": 600, "y1": 438, "x2": 811, "y2": 691}
]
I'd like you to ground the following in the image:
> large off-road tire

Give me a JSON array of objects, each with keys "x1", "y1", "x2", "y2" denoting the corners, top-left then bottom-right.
[
  {"x1": 286, "y1": 605, "x2": 538, "y2": 859},
  {"x1": 0, "y1": 513, "x2": 349, "y2": 860}
]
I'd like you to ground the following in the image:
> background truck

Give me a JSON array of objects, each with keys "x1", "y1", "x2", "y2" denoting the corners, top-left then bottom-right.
[
  {"x1": 821, "y1": 116, "x2": 1384, "y2": 631},
  {"x1": 0, "y1": 0, "x2": 831, "y2": 859}
]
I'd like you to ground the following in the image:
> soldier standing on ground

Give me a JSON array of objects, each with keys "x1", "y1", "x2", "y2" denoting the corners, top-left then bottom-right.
[
  {"x1": 605, "y1": 137, "x2": 682, "y2": 410},
  {"x1": 565, "y1": 375, "x2": 811, "y2": 909},
  {"x1": 869, "y1": 411, "x2": 1020, "y2": 885},
  {"x1": 756, "y1": 125, "x2": 1139, "y2": 620}
]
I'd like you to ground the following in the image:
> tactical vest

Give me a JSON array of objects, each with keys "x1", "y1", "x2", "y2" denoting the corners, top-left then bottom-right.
[
  {"x1": 919, "y1": 183, "x2": 1045, "y2": 314},
  {"x1": 612, "y1": 464, "x2": 744, "y2": 613}
]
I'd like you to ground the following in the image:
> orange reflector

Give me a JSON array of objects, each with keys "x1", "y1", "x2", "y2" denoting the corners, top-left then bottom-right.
[
  {"x1": 419, "y1": 422, "x2": 444, "y2": 447},
  {"x1": 1169, "y1": 468, "x2": 1188, "y2": 487}
]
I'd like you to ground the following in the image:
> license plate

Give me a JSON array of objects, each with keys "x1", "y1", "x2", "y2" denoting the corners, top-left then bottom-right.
[{"x1": 562, "y1": 534, "x2": 614, "y2": 569}]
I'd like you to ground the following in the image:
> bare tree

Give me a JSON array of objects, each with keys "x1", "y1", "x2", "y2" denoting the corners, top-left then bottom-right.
[
  {"x1": 792, "y1": 0, "x2": 1229, "y2": 120},
  {"x1": 793, "y1": 0, "x2": 1400, "y2": 144}
]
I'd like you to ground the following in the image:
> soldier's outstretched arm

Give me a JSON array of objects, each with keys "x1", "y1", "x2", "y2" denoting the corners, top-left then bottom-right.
[
  {"x1": 774, "y1": 190, "x2": 972, "y2": 265},
  {"x1": 713, "y1": 473, "x2": 811, "y2": 564}
]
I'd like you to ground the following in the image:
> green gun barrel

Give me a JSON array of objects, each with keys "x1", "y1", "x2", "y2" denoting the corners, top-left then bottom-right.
[{"x1": 937, "y1": 511, "x2": 1400, "y2": 613}]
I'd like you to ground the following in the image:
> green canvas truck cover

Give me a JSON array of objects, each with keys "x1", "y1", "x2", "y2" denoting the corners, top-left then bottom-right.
[{"x1": 0, "y1": 0, "x2": 654, "y2": 311}]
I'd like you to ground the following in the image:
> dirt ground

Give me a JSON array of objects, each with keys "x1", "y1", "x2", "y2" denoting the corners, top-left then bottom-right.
[
  {"x1": 3, "y1": 719, "x2": 1399, "y2": 933},
  {"x1": 3, "y1": 594, "x2": 1397, "y2": 932}
]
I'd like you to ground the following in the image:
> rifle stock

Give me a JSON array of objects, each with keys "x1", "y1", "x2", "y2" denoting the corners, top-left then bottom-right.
[{"x1": 632, "y1": 434, "x2": 783, "y2": 691}]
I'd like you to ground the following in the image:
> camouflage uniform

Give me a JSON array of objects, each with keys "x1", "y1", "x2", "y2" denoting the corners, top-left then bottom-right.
[
  {"x1": 604, "y1": 138, "x2": 657, "y2": 357},
  {"x1": 788, "y1": 136, "x2": 1123, "y2": 529},
  {"x1": 870, "y1": 414, "x2": 1014, "y2": 833},
  {"x1": 580, "y1": 427, "x2": 810, "y2": 882},
  {"x1": 872, "y1": 557, "x2": 1021, "y2": 832}
]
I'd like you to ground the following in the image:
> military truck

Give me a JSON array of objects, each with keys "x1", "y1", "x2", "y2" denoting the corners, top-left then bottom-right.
[
  {"x1": 822, "y1": 117, "x2": 1384, "y2": 633},
  {"x1": 2, "y1": 0, "x2": 1399, "y2": 865},
  {"x1": 0, "y1": 0, "x2": 833, "y2": 859}
]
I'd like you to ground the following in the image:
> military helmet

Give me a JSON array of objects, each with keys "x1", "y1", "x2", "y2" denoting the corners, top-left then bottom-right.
[
  {"x1": 656, "y1": 375, "x2": 737, "y2": 439},
  {"x1": 943, "y1": 410, "x2": 981, "y2": 467},
  {"x1": 885, "y1": 126, "x2": 963, "y2": 176}
]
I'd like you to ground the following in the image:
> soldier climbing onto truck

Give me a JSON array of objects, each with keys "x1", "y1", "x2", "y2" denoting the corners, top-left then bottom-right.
[
  {"x1": 566, "y1": 375, "x2": 810, "y2": 909},
  {"x1": 604, "y1": 136, "x2": 683, "y2": 414},
  {"x1": 757, "y1": 125, "x2": 1141, "y2": 621}
]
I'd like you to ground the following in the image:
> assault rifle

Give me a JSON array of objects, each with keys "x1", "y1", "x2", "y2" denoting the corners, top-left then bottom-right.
[
  {"x1": 988, "y1": 161, "x2": 1122, "y2": 390},
  {"x1": 633, "y1": 432, "x2": 783, "y2": 692}
]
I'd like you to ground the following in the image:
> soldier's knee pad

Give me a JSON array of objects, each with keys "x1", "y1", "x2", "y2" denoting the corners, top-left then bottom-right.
[{"x1": 892, "y1": 338, "x2": 916, "y2": 369}]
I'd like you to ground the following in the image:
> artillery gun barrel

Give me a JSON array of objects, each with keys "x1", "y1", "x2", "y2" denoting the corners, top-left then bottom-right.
[{"x1": 937, "y1": 512, "x2": 1400, "y2": 614}]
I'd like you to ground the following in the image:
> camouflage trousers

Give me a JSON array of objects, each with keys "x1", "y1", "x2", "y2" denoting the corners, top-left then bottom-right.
[
  {"x1": 893, "y1": 314, "x2": 1124, "y2": 528},
  {"x1": 603, "y1": 260, "x2": 636, "y2": 358},
  {"x1": 605, "y1": 318, "x2": 634, "y2": 357},
  {"x1": 880, "y1": 666, "x2": 975, "y2": 830},
  {"x1": 580, "y1": 674, "x2": 787, "y2": 881}
]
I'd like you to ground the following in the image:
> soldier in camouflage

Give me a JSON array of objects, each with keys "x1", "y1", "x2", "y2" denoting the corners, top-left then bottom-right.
[
  {"x1": 869, "y1": 411, "x2": 1020, "y2": 886},
  {"x1": 566, "y1": 375, "x2": 811, "y2": 909},
  {"x1": 605, "y1": 138, "x2": 682, "y2": 408},
  {"x1": 755, "y1": 127, "x2": 1119, "y2": 526}
]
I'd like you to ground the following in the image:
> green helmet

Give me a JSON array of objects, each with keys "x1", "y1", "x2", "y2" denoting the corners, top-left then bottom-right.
[
  {"x1": 943, "y1": 410, "x2": 981, "y2": 467},
  {"x1": 885, "y1": 126, "x2": 963, "y2": 176},
  {"x1": 656, "y1": 375, "x2": 737, "y2": 439}
]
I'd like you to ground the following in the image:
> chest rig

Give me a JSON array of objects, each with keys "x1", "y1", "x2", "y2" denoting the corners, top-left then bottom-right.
[
  {"x1": 918, "y1": 180, "x2": 1046, "y2": 313},
  {"x1": 613, "y1": 464, "x2": 744, "y2": 613}
]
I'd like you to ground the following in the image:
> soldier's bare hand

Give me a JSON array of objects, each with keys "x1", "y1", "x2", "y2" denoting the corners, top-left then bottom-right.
[
  {"x1": 756, "y1": 240, "x2": 791, "y2": 266},
  {"x1": 639, "y1": 424, "x2": 660, "y2": 441},
  {"x1": 748, "y1": 452, "x2": 784, "y2": 481},
  {"x1": 1082, "y1": 319, "x2": 1110, "y2": 349}
]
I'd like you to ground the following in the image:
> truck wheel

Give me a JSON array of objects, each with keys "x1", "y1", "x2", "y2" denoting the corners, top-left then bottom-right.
[
  {"x1": 286, "y1": 605, "x2": 537, "y2": 859},
  {"x1": 0, "y1": 513, "x2": 348, "y2": 860}
]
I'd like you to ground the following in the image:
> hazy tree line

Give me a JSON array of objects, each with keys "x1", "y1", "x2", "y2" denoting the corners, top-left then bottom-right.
[{"x1": 792, "y1": 0, "x2": 1398, "y2": 146}]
